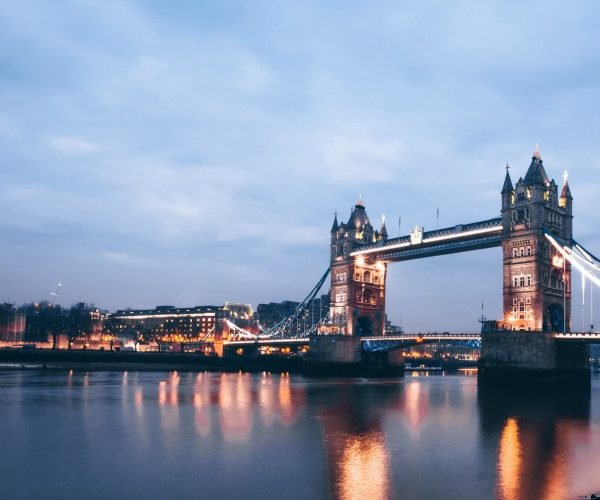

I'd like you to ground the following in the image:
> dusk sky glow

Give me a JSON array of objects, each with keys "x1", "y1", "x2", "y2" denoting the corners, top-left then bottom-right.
[{"x1": 2, "y1": 1, "x2": 600, "y2": 332}]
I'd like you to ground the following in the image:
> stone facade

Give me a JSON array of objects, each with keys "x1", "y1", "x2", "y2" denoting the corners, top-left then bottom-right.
[
  {"x1": 329, "y1": 199, "x2": 388, "y2": 336},
  {"x1": 500, "y1": 151, "x2": 573, "y2": 332},
  {"x1": 479, "y1": 330, "x2": 590, "y2": 386}
]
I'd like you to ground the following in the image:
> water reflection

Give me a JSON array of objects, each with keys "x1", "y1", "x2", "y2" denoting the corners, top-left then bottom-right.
[
  {"x1": 309, "y1": 383, "x2": 400, "y2": 500},
  {"x1": 193, "y1": 373, "x2": 211, "y2": 437},
  {"x1": 478, "y1": 387, "x2": 593, "y2": 500},
  {"x1": 498, "y1": 417, "x2": 521, "y2": 500},
  {"x1": 218, "y1": 372, "x2": 253, "y2": 441},
  {"x1": 3, "y1": 370, "x2": 600, "y2": 499},
  {"x1": 339, "y1": 434, "x2": 389, "y2": 500},
  {"x1": 401, "y1": 381, "x2": 430, "y2": 433}
]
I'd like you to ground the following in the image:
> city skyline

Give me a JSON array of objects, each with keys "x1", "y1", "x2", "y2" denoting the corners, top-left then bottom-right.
[{"x1": 2, "y1": 2, "x2": 600, "y2": 332}]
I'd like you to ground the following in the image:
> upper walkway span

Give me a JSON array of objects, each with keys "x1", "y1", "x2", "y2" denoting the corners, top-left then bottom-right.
[{"x1": 351, "y1": 217, "x2": 503, "y2": 261}]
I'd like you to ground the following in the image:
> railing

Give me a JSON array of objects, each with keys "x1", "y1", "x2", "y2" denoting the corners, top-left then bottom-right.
[
  {"x1": 554, "y1": 332, "x2": 600, "y2": 341},
  {"x1": 361, "y1": 333, "x2": 481, "y2": 341}
]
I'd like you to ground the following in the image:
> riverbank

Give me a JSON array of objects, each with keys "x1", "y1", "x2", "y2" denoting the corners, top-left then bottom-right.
[{"x1": 0, "y1": 349, "x2": 302, "y2": 373}]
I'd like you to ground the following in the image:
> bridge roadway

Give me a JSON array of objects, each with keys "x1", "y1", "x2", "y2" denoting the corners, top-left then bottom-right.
[
  {"x1": 222, "y1": 332, "x2": 600, "y2": 348},
  {"x1": 222, "y1": 333, "x2": 483, "y2": 350}
]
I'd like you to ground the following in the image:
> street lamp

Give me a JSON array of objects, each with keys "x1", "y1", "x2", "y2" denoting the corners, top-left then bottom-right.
[{"x1": 563, "y1": 257, "x2": 566, "y2": 334}]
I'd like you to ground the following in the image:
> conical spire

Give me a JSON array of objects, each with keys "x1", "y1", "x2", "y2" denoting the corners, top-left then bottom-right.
[
  {"x1": 330, "y1": 212, "x2": 339, "y2": 232},
  {"x1": 348, "y1": 197, "x2": 370, "y2": 228},
  {"x1": 524, "y1": 147, "x2": 549, "y2": 185},
  {"x1": 501, "y1": 164, "x2": 513, "y2": 194}
]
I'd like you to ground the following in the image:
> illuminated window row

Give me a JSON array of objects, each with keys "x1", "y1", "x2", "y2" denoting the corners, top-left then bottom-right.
[{"x1": 353, "y1": 271, "x2": 380, "y2": 284}]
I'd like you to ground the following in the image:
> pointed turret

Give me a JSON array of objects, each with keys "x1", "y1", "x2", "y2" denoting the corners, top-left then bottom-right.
[
  {"x1": 523, "y1": 147, "x2": 549, "y2": 186},
  {"x1": 559, "y1": 170, "x2": 573, "y2": 211},
  {"x1": 560, "y1": 181, "x2": 572, "y2": 200},
  {"x1": 501, "y1": 166, "x2": 513, "y2": 194},
  {"x1": 380, "y1": 215, "x2": 388, "y2": 240},
  {"x1": 560, "y1": 170, "x2": 572, "y2": 200},
  {"x1": 330, "y1": 212, "x2": 339, "y2": 233}
]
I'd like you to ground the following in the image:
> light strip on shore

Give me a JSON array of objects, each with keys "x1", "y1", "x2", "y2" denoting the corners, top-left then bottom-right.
[{"x1": 113, "y1": 312, "x2": 216, "y2": 320}]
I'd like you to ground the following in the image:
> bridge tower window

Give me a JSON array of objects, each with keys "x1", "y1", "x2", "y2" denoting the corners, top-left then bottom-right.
[{"x1": 512, "y1": 273, "x2": 532, "y2": 287}]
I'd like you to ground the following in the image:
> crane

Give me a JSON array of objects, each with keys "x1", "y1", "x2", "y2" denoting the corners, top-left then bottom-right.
[{"x1": 49, "y1": 283, "x2": 62, "y2": 305}]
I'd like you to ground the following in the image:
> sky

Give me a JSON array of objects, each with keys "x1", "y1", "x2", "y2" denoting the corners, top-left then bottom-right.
[{"x1": 1, "y1": 1, "x2": 600, "y2": 332}]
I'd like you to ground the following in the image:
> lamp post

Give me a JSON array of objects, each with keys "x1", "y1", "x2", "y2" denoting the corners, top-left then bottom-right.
[{"x1": 563, "y1": 257, "x2": 567, "y2": 334}]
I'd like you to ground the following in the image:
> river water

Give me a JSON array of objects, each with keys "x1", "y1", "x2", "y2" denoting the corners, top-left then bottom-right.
[{"x1": 1, "y1": 369, "x2": 599, "y2": 500}]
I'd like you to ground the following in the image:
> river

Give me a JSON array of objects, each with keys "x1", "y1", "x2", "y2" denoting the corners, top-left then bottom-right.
[{"x1": 1, "y1": 369, "x2": 599, "y2": 499}]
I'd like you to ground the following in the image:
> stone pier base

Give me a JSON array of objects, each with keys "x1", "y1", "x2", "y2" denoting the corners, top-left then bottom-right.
[
  {"x1": 478, "y1": 331, "x2": 590, "y2": 387},
  {"x1": 302, "y1": 335, "x2": 405, "y2": 377}
]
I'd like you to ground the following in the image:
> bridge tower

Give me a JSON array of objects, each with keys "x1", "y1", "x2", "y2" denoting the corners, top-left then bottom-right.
[
  {"x1": 329, "y1": 198, "x2": 388, "y2": 336},
  {"x1": 500, "y1": 149, "x2": 573, "y2": 333}
]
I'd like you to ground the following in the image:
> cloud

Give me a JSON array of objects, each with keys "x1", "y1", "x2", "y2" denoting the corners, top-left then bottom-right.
[
  {"x1": 49, "y1": 136, "x2": 101, "y2": 155},
  {"x1": 0, "y1": 1, "x2": 599, "y2": 327}
]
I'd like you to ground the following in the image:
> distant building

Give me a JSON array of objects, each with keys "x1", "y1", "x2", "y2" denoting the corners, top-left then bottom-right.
[
  {"x1": 110, "y1": 303, "x2": 255, "y2": 339},
  {"x1": 256, "y1": 294, "x2": 329, "y2": 331},
  {"x1": 223, "y1": 302, "x2": 254, "y2": 320},
  {"x1": 111, "y1": 305, "x2": 225, "y2": 338},
  {"x1": 0, "y1": 304, "x2": 26, "y2": 342},
  {"x1": 384, "y1": 318, "x2": 403, "y2": 335}
]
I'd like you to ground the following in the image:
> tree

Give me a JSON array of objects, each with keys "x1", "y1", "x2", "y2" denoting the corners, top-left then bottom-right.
[
  {"x1": 66, "y1": 303, "x2": 93, "y2": 349},
  {"x1": 19, "y1": 302, "x2": 67, "y2": 348}
]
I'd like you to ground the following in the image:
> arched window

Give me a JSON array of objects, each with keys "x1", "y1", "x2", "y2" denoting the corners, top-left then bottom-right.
[{"x1": 363, "y1": 271, "x2": 371, "y2": 283}]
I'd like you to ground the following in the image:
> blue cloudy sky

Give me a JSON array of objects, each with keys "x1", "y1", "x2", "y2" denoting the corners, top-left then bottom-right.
[{"x1": 1, "y1": 1, "x2": 600, "y2": 331}]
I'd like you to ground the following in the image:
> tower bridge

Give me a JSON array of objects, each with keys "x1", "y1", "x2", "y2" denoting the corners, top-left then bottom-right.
[
  {"x1": 219, "y1": 148, "x2": 600, "y2": 385},
  {"x1": 308, "y1": 148, "x2": 599, "y2": 384}
]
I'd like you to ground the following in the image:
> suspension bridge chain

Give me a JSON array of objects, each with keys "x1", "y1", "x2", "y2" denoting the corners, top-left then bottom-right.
[
  {"x1": 226, "y1": 267, "x2": 331, "y2": 342},
  {"x1": 545, "y1": 232, "x2": 600, "y2": 289}
]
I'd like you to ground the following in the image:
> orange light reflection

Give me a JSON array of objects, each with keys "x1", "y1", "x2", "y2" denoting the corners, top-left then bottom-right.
[
  {"x1": 338, "y1": 434, "x2": 390, "y2": 500},
  {"x1": 498, "y1": 417, "x2": 522, "y2": 500}
]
